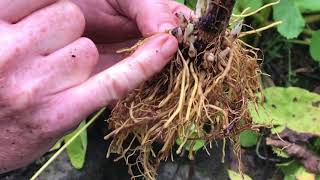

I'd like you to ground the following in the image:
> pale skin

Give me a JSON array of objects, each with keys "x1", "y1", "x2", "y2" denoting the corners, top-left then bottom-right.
[{"x1": 0, "y1": 0, "x2": 192, "y2": 173}]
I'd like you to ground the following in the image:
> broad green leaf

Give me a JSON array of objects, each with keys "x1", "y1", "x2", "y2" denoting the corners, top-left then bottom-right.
[
  {"x1": 294, "y1": 0, "x2": 320, "y2": 13},
  {"x1": 228, "y1": 170, "x2": 252, "y2": 180},
  {"x1": 273, "y1": 0, "x2": 305, "y2": 39},
  {"x1": 64, "y1": 121, "x2": 88, "y2": 169},
  {"x1": 310, "y1": 31, "x2": 320, "y2": 62},
  {"x1": 271, "y1": 125, "x2": 286, "y2": 134},
  {"x1": 296, "y1": 169, "x2": 316, "y2": 180},
  {"x1": 234, "y1": 0, "x2": 263, "y2": 14},
  {"x1": 278, "y1": 161, "x2": 301, "y2": 177},
  {"x1": 249, "y1": 87, "x2": 320, "y2": 135},
  {"x1": 240, "y1": 130, "x2": 258, "y2": 147}
]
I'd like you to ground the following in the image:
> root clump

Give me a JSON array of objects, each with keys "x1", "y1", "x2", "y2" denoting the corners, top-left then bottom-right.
[{"x1": 106, "y1": 0, "x2": 262, "y2": 179}]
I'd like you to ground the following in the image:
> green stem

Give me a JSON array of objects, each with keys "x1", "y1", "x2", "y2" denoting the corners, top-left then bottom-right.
[
  {"x1": 288, "y1": 47, "x2": 292, "y2": 85},
  {"x1": 221, "y1": 138, "x2": 226, "y2": 163},
  {"x1": 305, "y1": 14, "x2": 320, "y2": 24},
  {"x1": 303, "y1": 29, "x2": 315, "y2": 36},
  {"x1": 288, "y1": 39, "x2": 311, "y2": 45},
  {"x1": 30, "y1": 108, "x2": 106, "y2": 180}
]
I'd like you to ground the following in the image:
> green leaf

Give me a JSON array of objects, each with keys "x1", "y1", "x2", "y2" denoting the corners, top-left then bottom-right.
[
  {"x1": 176, "y1": 134, "x2": 205, "y2": 151},
  {"x1": 240, "y1": 130, "x2": 258, "y2": 147},
  {"x1": 234, "y1": 0, "x2": 263, "y2": 14},
  {"x1": 294, "y1": 0, "x2": 320, "y2": 13},
  {"x1": 228, "y1": 170, "x2": 252, "y2": 180},
  {"x1": 186, "y1": 0, "x2": 197, "y2": 10},
  {"x1": 176, "y1": 138, "x2": 205, "y2": 151},
  {"x1": 310, "y1": 31, "x2": 320, "y2": 62},
  {"x1": 176, "y1": 124, "x2": 205, "y2": 151},
  {"x1": 278, "y1": 161, "x2": 301, "y2": 180},
  {"x1": 278, "y1": 161, "x2": 316, "y2": 180},
  {"x1": 176, "y1": 0, "x2": 185, "y2": 4},
  {"x1": 50, "y1": 139, "x2": 63, "y2": 152},
  {"x1": 64, "y1": 121, "x2": 88, "y2": 169},
  {"x1": 273, "y1": 0, "x2": 305, "y2": 39},
  {"x1": 249, "y1": 87, "x2": 320, "y2": 135},
  {"x1": 272, "y1": 147, "x2": 290, "y2": 158}
]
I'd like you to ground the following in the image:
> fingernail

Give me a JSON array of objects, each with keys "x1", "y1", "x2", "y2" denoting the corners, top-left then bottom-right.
[
  {"x1": 158, "y1": 23, "x2": 176, "y2": 32},
  {"x1": 160, "y1": 35, "x2": 178, "y2": 59}
]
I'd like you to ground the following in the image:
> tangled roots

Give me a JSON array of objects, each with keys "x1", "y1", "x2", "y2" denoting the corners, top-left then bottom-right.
[{"x1": 105, "y1": 1, "x2": 261, "y2": 179}]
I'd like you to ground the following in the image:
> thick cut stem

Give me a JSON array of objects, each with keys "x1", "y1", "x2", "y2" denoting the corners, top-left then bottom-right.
[{"x1": 197, "y1": 0, "x2": 235, "y2": 43}]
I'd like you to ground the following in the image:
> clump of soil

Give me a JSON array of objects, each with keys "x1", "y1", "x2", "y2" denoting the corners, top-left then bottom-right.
[{"x1": 105, "y1": 0, "x2": 262, "y2": 179}]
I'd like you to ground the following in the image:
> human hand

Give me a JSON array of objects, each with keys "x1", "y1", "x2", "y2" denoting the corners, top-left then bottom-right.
[
  {"x1": 72, "y1": 0, "x2": 193, "y2": 43},
  {"x1": 71, "y1": 0, "x2": 193, "y2": 77},
  {"x1": 0, "y1": 0, "x2": 177, "y2": 173}
]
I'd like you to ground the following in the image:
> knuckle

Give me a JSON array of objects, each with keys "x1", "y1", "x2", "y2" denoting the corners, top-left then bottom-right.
[
  {"x1": 132, "y1": 50, "x2": 160, "y2": 79},
  {"x1": 135, "y1": 57, "x2": 154, "y2": 78},
  {"x1": 5, "y1": 85, "x2": 37, "y2": 111},
  {"x1": 100, "y1": 73, "x2": 125, "y2": 102},
  {"x1": 0, "y1": 32, "x2": 24, "y2": 66}
]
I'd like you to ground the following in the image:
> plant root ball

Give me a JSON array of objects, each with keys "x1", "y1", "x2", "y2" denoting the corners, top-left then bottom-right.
[
  {"x1": 105, "y1": 1, "x2": 261, "y2": 179},
  {"x1": 105, "y1": 35, "x2": 261, "y2": 179}
]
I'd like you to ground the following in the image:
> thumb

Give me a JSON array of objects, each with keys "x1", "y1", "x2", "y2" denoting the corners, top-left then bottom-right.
[{"x1": 53, "y1": 34, "x2": 178, "y2": 129}]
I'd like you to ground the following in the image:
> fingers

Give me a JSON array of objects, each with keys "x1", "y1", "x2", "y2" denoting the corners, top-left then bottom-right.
[
  {"x1": 38, "y1": 38, "x2": 99, "y2": 94},
  {"x1": 72, "y1": 0, "x2": 140, "y2": 44},
  {"x1": 169, "y1": 1, "x2": 195, "y2": 20},
  {"x1": 14, "y1": 1, "x2": 85, "y2": 56},
  {"x1": 53, "y1": 34, "x2": 178, "y2": 129},
  {"x1": 116, "y1": 0, "x2": 194, "y2": 37},
  {"x1": 118, "y1": 0, "x2": 177, "y2": 36},
  {"x1": 0, "y1": 37, "x2": 98, "y2": 112},
  {"x1": 0, "y1": 0, "x2": 57, "y2": 23}
]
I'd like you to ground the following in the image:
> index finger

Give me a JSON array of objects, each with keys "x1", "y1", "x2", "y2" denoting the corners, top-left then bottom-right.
[{"x1": 49, "y1": 34, "x2": 178, "y2": 130}]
